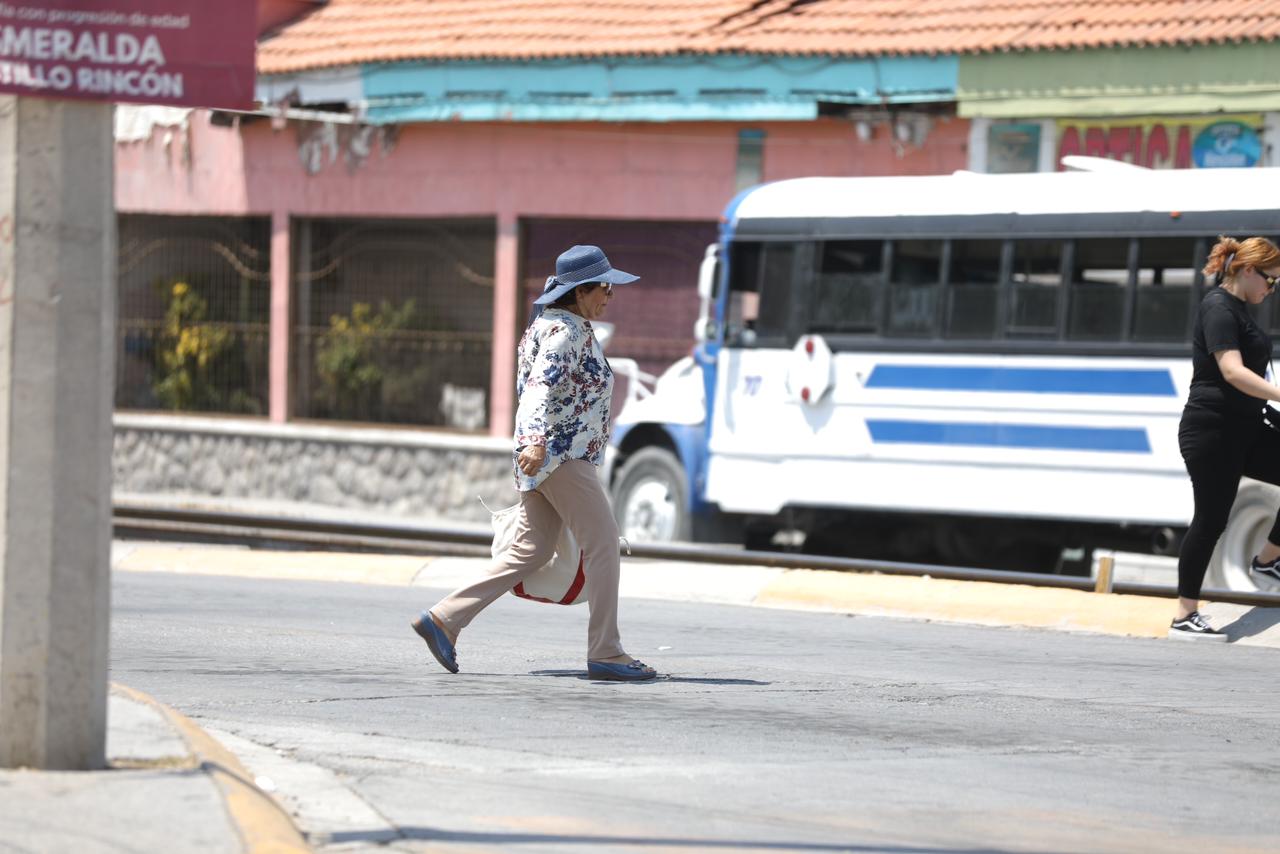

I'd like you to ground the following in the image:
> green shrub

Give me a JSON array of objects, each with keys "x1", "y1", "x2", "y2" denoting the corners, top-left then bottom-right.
[{"x1": 315, "y1": 300, "x2": 417, "y2": 419}]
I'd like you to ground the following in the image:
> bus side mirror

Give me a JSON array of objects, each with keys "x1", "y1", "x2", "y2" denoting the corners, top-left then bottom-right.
[
  {"x1": 697, "y1": 244, "x2": 718, "y2": 302},
  {"x1": 695, "y1": 244, "x2": 719, "y2": 342}
]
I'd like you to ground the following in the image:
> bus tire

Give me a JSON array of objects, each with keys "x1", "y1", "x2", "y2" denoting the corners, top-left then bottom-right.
[
  {"x1": 611, "y1": 447, "x2": 691, "y2": 543},
  {"x1": 1206, "y1": 479, "x2": 1280, "y2": 593}
]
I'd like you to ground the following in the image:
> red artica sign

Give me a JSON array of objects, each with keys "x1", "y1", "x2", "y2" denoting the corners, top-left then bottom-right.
[
  {"x1": 1056, "y1": 115, "x2": 1265, "y2": 171},
  {"x1": 0, "y1": 1, "x2": 257, "y2": 109}
]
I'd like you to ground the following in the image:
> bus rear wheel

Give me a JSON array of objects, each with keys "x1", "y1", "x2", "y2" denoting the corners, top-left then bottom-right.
[
  {"x1": 610, "y1": 447, "x2": 690, "y2": 543},
  {"x1": 1206, "y1": 479, "x2": 1280, "y2": 593}
]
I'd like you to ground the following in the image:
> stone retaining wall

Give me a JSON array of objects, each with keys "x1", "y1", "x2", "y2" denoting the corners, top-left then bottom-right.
[{"x1": 113, "y1": 414, "x2": 519, "y2": 524}]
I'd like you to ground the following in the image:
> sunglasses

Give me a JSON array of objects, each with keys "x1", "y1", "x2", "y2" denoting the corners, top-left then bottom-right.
[
  {"x1": 588, "y1": 282, "x2": 613, "y2": 296},
  {"x1": 1258, "y1": 269, "x2": 1280, "y2": 291}
]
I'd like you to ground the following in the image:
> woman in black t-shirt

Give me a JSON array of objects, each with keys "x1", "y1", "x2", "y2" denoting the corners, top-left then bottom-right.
[{"x1": 1175, "y1": 235, "x2": 1280, "y2": 640}]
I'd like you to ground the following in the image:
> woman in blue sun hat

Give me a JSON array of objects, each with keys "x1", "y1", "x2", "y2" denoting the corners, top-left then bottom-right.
[{"x1": 411, "y1": 245, "x2": 657, "y2": 681}]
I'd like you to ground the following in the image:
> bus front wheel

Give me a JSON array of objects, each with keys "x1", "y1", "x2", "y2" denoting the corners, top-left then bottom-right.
[
  {"x1": 1206, "y1": 479, "x2": 1280, "y2": 593},
  {"x1": 611, "y1": 447, "x2": 691, "y2": 543}
]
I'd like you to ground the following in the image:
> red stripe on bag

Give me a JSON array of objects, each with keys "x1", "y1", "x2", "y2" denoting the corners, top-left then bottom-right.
[
  {"x1": 559, "y1": 552, "x2": 587, "y2": 605},
  {"x1": 512, "y1": 583, "x2": 554, "y2": 604},
  {"x1": 512, "y1": 551, "x2": 587, "y2": 605}
]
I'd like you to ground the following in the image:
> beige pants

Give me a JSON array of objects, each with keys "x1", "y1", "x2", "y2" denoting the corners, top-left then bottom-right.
[{"x1": 430, "y1": 459, "x2": 624, "y2": 661}]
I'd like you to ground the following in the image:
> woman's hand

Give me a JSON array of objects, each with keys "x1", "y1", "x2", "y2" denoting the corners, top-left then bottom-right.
[{"x1": 518, "y1": 445, "x2": 547, "y2": 476}]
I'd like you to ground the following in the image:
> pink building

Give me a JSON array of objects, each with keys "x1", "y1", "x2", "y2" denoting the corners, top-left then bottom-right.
[{"x1": 114, "y1": 1, "x2": 968, "y2": 435}]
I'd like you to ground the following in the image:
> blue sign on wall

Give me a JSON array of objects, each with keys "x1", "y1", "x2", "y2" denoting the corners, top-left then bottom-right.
[{"x1": 1193, "y1": 121, "x2": 1261, "y2": 168}]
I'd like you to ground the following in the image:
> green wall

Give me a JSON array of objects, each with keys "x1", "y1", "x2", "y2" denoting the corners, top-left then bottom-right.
[{"x1": 959, "y1": 44, "x2": 1280, "y2": 118}]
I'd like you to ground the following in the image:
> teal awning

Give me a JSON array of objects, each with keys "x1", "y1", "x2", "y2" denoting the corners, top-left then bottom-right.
[
  {"x1": 367, "y1": 96, "x2": 824, "y2": 123},
  {"x1": 270, "y1": 54, "x2": 958, "y2": 123}
]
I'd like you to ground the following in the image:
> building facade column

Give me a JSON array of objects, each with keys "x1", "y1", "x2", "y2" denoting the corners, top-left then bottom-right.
[
  {"x1": 0, "y1": 97, "x2": 114, "y2": 769},
  {"x1": 489, "y1": 211, "x2": 520, "y2": 437},
  {"x1": 269, "y1": 208, "x2": 291, "y2": 422}
]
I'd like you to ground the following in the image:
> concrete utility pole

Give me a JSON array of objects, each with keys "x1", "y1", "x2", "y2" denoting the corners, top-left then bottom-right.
[{"x1": 0, "y1": 96, "x2": 115, "y2": 770}]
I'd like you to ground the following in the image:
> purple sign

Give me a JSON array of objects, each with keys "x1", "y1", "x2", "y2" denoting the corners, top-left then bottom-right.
[{"x1": 0, "y1": 0, "x2": 257, "y2": 109}]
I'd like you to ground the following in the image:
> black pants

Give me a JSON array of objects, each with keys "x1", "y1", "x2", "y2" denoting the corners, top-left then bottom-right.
[{"x1": 1177, "y1": 406, "x2": 1280, "y2": 599}]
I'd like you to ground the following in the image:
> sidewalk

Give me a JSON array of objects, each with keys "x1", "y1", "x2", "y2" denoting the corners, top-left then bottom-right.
[
  {"x1": 112, "y1": 541, "x2": 1280, "y2": 648},
  {"x1": 0, "y1": 684, "x2": 309, "y2": 854}
]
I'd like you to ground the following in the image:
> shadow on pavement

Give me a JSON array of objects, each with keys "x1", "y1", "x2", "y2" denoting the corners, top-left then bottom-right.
[
  {"x1": 529, "y1": 669, "x2": 769, "y2": 685},
  {"x1": 324, "y1": 827, "x2": 1030, "y2": 852},
  {"x1": 1221, "y1": 606, "x2": 1280, "y2": 641}
]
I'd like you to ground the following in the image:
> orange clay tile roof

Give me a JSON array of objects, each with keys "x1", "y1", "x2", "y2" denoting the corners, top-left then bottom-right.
[{"x1": 258, "y1": 0, "x2": 1280, "y2": 74}]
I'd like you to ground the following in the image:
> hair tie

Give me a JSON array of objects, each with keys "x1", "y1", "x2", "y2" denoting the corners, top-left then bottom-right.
[{"x1": 1224, "y1": 252, "x2": 1236, "y2": 273}]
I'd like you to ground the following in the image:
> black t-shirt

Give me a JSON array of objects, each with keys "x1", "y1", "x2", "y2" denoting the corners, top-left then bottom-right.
[{"x1": 1187, "y1": 288, "x2": 1273, "y2": 418}]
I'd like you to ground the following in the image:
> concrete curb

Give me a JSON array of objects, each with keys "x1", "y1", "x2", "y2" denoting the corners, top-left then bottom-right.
[
  {"x1": 111, "y1": 683, "x2": 311, "y2": 854},
  {"x1": 112, "y1": 543, "x2": 429, "y2": 587},
  {"x1": 755, "y1": 569, "x2": 1174, "y2": 638},
  {"x1": 112, "y1": 543, "x2": 1280, "y2": 648}
]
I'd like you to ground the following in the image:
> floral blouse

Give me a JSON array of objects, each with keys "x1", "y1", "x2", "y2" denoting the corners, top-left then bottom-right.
[{"x1": 513, "y1": 308, "x2": 614, "y2": 491}]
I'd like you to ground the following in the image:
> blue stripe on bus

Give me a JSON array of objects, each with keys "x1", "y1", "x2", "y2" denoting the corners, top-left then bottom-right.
[
  {"x1": 866, "y1": 420, "x2": 1152, "y2": 453},
  {"x1": 864, "y1": 365, "x2": 1177, "y2": 396}
]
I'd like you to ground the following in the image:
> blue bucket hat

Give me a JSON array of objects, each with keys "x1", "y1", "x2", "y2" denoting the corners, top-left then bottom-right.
[{"x1": 534, "y1": 245, "x2": 639, "y2": 305}]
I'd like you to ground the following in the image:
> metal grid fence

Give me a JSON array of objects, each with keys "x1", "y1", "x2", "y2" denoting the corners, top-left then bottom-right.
[
  {"x1": 292, "y1": 218, "x2": 495, "y2": 429},
  {"x1": 116, "y1": 215, "x2": 271, "y2": 415}
]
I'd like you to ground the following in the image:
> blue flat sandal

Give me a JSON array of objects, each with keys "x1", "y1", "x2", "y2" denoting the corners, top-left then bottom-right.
[
  {"x1": 411, "y1": 611, "x2": 458, "y2": 673},
  {"x1": 587, "y1": 659, "x2": 657, "y2": 681}
]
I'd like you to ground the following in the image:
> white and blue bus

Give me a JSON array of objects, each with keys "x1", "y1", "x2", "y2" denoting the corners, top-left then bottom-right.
[{"x1": 605, "y1": 164, "x2": 1280, "y2": 591}]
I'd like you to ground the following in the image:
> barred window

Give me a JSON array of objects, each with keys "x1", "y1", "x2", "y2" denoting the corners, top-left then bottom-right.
[
  {"x1": 1134, "y1": 237, "x2": 1200, "y2": 343},
  {"x1": 1067, "y1": 238, "x2": 1130, "y2": 342},
  {"x1": 293, "y1": 218, "x2": 495, "y2": 430},
  {"x1": 887, "y1": 240, "x2": 944, "y2": 336},
  {"x1": 116, "y1": 215, "x2": 271, "y2": 415},
  {"x1": 945, "y1": 239, "x2": 1003, "y2": 339},
  {"x1": 810, "y1": 240, "x2": 886, "y2": 335},
  {"x1": 1008, "y1": 239, "x2": 1064, "y2": 338}
]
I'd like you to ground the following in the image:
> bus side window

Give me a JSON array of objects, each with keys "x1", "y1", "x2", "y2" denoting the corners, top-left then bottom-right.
[
  {"x1": 810, "y1": 240, "x2": 885, "y2": 334},
  {"x1": 945, "y1": 239, "x2": 1003, "y2": 339},
  {"x1": 726, "y1": 241, "x2": 796, "y2": 346},
  {"x1": 887, "y1": 240, "x2": 944, "y2": 336},
  {"x1": 726, "y1": 242, "x2": 762, "y2": 346},
  {"x1": 1008, "y1": 239, "x2": 1064, "y2": 338},
  {"x1": 1133, "y1": 237, "x2": 1199, "y2": 343},
  {"x1": 1067, "y1": 238, "x2": 1130, "y2": 341},
  {"x1": 756, "y1": 242, "x2": 796, "y2": 342}
]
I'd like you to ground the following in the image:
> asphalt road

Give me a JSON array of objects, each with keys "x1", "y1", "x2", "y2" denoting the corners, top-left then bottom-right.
[{"x1": 111, "y1": 570, "x2": 1280, "y2": 854}]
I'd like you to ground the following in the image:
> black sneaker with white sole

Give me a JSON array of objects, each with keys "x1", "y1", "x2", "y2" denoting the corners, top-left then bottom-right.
[
  {"x1": 1168, "y1": 611, "x2": 1227, "y2": 642},
  {"x1": 1250, "y1": 556, "x2": 1280, "y2": 585}
]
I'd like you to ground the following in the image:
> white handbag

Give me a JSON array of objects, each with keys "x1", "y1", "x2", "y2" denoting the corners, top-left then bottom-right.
[{"x1": 487, "y1": 501, "x2": 587, "y2": 605}]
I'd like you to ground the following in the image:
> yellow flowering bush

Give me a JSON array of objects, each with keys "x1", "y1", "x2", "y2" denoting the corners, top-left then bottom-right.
[{"x1": 152, "y1": 281, "x2": 255, "y2": 412}]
